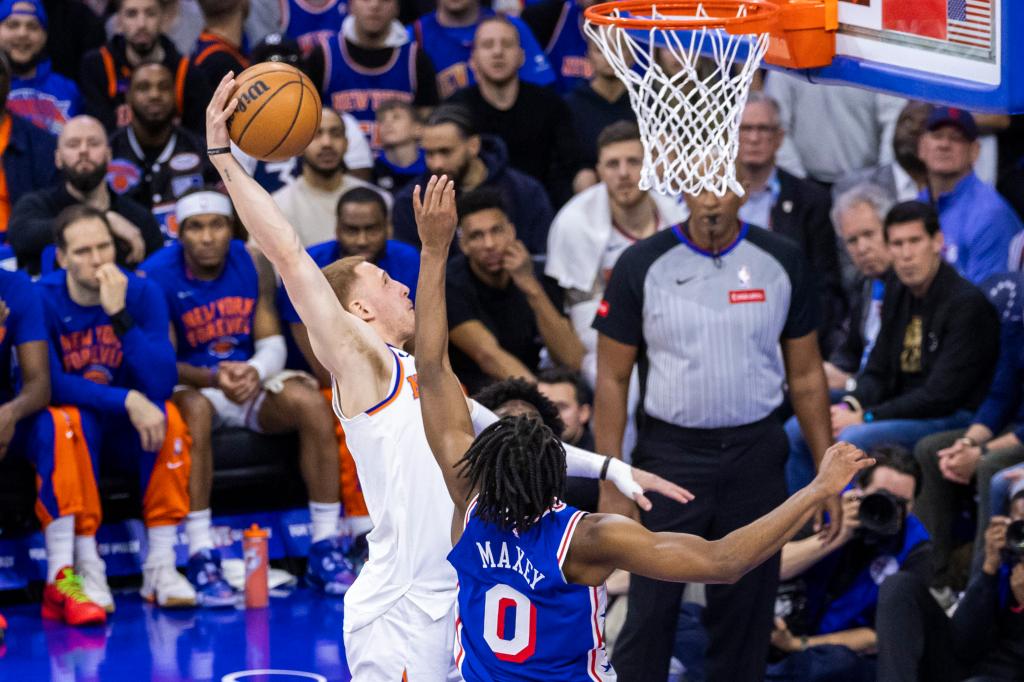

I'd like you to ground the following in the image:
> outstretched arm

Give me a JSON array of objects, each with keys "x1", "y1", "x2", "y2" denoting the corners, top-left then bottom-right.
[
  {"x1": 564, "y1": 443, "x2": 874, "y2": 586},
  {"x1": 205, "y1": 72, "x2": 390, "y2": 412},
  {"x1": 414, "y1": 176, "x2": 477, "y2": 517}
]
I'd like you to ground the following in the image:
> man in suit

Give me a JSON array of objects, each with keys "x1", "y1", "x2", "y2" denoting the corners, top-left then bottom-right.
[{"x1": 737, "y1": 91, "x2": 846, "y2": 353}]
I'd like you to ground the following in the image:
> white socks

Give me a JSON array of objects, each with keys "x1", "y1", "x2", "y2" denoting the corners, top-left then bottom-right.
[
  {"x1": 310, "y1": 502, "x2": 340, "y2": 543},
  {"x1": 185, "y1": 509, "x2": 214, "y2": 556},
  {"x1": 75, "y1": 534, "x2": 101, "y2": 565},
  {"x1": 146, "y1": 525, "x2": 178, "y2": 568},
  {"x1": 45, "y1": 515, "x2": 74, "y2": 582}
]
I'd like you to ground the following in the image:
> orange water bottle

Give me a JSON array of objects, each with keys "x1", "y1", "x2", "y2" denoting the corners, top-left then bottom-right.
[{"x1": 243, "y1": 523, "x2": 269, "y2": 608}]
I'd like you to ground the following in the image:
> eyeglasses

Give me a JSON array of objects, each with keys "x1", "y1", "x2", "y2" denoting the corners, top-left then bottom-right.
[{"x1": 738, "y1": 124, "x2": 779, "y2": 136}]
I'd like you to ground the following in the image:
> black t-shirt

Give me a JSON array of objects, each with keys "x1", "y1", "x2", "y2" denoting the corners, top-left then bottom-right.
[
  {"x1": 446, "y1": 83, "x2": 582, "y2": 207},
  {"x1": 446, "y1": 254, "x2": 564, "y2": 394},
  {"x1": 564, "y1": 81, "x2": 636, "y2": 168}
]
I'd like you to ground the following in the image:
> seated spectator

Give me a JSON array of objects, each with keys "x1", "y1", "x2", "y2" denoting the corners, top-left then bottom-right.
[
  {"x1": 833, "y1": 100, "x2": 931, "y2": 203},
  {"x1": 785, "y1": 201, "x2": 1000, "y2": 492},
  {"x1": 0, "y1": 51, "x2": 57, "y2": 239},
  {"x1": 737, "y1": 92, "x2": 845, "y2": 354},
  {"x1": 371, "y1": 99, "x2": 425, "y2": 193},
  {"x1": 40, "y1": 204, "x2": 195, "y2": 610},
  {"x1": 271, "y1": 107, "x2": 391, "y2": 247},
  {"x1": 0, "y1": 270, "x2": 103, "y2": 627},
  {"x1": 447, "y1": 15, "x2": 583, "y2": 207},
  {"x1": 914, "y1": 269, "x2": 1024, "y2": 591},
  {"x1": 763, "y1": 72, "x2": 905, "y2": 186},
  {"x1": 823, "y1": 184, "x2": 895, "y2": 393},
  {"x1": 139, "y1": 189, "x2": 357, "y2": 598},
  {"x1": 879, "y1": 496, "x2": 1024, "y2": 681},
  {"x1": 393, "y1": 105, "x2": 554, "y2": 254},
  {"x1": 189, "y1": 0, "x2": 250, "y2": 86},
  {"x1": 411, "y1": 0, "x2": 553, "y2": 98},
  {"x1": 545, "y1": 121, "x2": 685, "y2": 387},
  {"x1": 522, "y1": 0, "x2": 592, "y2": 95},
  {"x1": 538, "y1": 367, "x2": 597, "y2": 511},
  {"x1": 108, "y1": 61, "x2": 217, "y2": 241},
  {"x1": 79, "y1": 0, "x2": 210, "y2": 133},
  {"x1": 563, "y1": 36, "x2": 635, "y2": 187},
  {"x1": 279, "y1": 186, "x2": 418, "y2": 386},
  {"x1": 305, "y1": 0, "x2": 437, "y2": 149},
  {"x1": 446, "y1": 186, "x2": 582, "y2": 394},
  {"x1": 0, "y1": 0, "x2": 81, "y2": 135},
  {"x1": 919, "y1": 107, "x2": 1024, "y2": 283},
  {"x1": 766, "y1": 447, "x2": 932, "y2": 682},
  {"x1": 8, "y1": 115, "x2": 162, "y2": 274}
]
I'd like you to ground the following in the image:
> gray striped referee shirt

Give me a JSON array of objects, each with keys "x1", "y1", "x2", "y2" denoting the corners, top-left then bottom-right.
[{"x1": 593, "y1": 222, "x2": 818, "y2": 429}]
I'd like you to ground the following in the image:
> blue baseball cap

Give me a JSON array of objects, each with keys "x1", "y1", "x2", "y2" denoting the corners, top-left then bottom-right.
[
  {"x1": 926, "y1": 106, "x2": 978, "y2": 141},
  {"x1": 0, "y1": 0, "x2": 47, "y2": 30}
]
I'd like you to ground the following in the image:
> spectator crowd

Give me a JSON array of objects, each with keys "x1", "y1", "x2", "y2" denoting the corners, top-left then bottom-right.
[{"x1": 0, "y1": 0, "x2": 1022, "y2": 680}]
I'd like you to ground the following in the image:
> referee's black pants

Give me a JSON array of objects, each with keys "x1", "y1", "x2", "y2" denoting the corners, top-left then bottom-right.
[{"x1": 611, "y1": 416, "x2": 789, "y2": 682}]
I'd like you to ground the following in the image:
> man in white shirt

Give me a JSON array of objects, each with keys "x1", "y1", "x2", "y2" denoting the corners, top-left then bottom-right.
[{"x1": 272, "y1": 107, "x2": 391, "y2": 246}]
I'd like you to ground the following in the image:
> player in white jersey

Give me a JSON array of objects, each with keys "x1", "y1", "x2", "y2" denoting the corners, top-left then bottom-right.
[{"x1": 205, "y1": 74, "x2": 692, "y2": 680}]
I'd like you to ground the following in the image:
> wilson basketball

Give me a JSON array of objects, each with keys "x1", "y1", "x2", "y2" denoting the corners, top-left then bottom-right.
[{"x1": 227, "y1": 62, "x2": 322, "y2": 162}]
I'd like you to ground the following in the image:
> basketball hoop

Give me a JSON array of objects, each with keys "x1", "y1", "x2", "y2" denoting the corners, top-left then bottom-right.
[{"x1": 584, "y1": 0, "x2": 836, "y2": 198}]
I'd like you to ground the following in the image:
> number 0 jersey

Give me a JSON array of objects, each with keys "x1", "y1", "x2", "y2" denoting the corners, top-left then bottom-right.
[{"x1": 448, "y1": 498, "x2": 615, "y2": 681}]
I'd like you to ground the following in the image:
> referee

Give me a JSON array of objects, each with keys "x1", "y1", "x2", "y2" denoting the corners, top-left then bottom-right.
[{"x1": 593, "y1": 178, "x2": 835, "y2": 682}]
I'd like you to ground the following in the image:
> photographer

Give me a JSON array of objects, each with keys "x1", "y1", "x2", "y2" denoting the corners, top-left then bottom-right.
[
  {"x1": 767, "y1": 446, "x2": 933, "y2": 681},
  {"x1": 877, "y1": 481, "x2": 1024, "y2": 681}
]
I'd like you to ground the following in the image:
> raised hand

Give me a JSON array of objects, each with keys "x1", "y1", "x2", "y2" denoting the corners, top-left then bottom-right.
[
  {"x1": 206, "y1": 72, "x2": 239, "y2": 151},
  {"x1": 812, "y1": 442, "x2": 875, "y2": 498},
  {"x1": 412, "y1": 175, "x2": 457, "y2": 252},
  {"x1": 95, "y1": 263, "x2": 129, "y2": 316}
]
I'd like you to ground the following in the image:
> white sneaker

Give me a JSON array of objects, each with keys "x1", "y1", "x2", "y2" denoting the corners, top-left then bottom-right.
[
  {"x1": 75, "y1": 558, "x2": 115, "y2": 613},
  {"x1": 141, "y1": 563, "x2": 197, "y2": 608}
]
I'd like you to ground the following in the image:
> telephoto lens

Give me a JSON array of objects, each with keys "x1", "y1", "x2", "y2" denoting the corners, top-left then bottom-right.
[
  {"x1": 855, "y1": 491, "x2": 906, "y2": 542},
  {"x1": 1003, "y1": 520, "x2": 1024, "y2": 566}
]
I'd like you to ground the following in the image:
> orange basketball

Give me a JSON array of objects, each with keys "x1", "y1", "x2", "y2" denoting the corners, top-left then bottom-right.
[{"x1": 227, "y1": 62, "x2": 322, "y2": 162}]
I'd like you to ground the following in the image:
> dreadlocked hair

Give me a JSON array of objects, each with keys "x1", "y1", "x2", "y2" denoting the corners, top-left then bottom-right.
[{"x1": 458, "y1": 415, "x2": 567, "y2": 533}]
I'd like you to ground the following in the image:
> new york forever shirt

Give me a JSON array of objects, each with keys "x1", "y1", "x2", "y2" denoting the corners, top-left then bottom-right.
[{"x1": 593, "y1": 222, "x2": 818, "y2": 429}]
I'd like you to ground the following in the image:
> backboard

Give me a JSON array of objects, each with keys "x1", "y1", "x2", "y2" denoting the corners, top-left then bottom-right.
[{"x1": 778, "y1": 0, "x2": 1024, "y2": 113}]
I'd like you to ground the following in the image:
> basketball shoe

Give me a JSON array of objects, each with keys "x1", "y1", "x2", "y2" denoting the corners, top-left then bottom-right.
[
  {"x1": 306, "y1": 536, "x2": 357, "y2": 595},
  {"x1": 141, "y1": 563, "x2": 198, "y2": 608},
  {"x1": 76, "y1": 558, "x2": 114, "y2": 613},
  {"x1": 185, "y1": 549, "x2": 236, "y2": 607},
  {"x1": 41, "y1": 567, "x2": 107, "y2": 626}
]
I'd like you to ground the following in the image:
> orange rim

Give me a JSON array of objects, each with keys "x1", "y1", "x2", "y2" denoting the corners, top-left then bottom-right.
[{"x1": 584, "y1": 0, "x2": 780, "y2": 33}]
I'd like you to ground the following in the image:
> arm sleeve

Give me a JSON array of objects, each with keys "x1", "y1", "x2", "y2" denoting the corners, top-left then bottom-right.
[
  {"x1": 865, "y1": 293, "x2": 1000, "y2": 420},
  {"x1": 591, "y1": 247, "x2": 645, "y2": 347},
  {"x1": 973, "y1": 321, "x2": 1024, "y2": 433},
  {"x1": 413, "y1": 47, "x2": 439, "y2": 107},
  {"x1": 7, "y1": 192, "x2": 57, "y2": 267},
  {"x1": 119, "y1": 279, "x2": 177, "y2": 403}
]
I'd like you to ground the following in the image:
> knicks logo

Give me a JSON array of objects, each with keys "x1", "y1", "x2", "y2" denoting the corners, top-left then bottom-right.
[
  {"x1": 82, "y1": 365, "x2": 114, "y2": 385},
  {"x1": 209, "y1": 336, "x2": 239, "y2": 359},
  {"x1": 107, "y1": 159, "x2": 142, "y2": 195}
]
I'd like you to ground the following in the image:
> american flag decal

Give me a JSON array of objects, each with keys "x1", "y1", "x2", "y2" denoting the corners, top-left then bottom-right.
[{"x1": 948, "y1": 0, "x2": 993, "y2": 49}]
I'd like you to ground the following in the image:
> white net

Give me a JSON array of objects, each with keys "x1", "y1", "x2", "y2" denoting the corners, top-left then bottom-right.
[{"x1": 584, "y1": 3, "x2": 771, "y2": 198}]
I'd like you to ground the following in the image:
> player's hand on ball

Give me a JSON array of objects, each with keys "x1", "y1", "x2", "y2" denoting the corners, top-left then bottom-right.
[
  {"x1": 206, "y1": 72, "x2": 239, "y2": 151},
  {"x1": 813, "y1": 442, "x2": 874, "y2": 498},
  {"x1": 413, "y1": 175, "x2": 457, "y2": 251}
]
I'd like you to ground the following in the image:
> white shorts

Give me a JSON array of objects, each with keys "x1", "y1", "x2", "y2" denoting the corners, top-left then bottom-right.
[
  {"x1": 200, "y1": 386, "x2": 267, "y2": 432},
  {"x1": 344, "y1": 598, "x2": 462, "y2": 681}
]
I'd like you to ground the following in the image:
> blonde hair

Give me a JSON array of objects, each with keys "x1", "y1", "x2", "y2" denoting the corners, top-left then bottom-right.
[{"x1": 322, "y1": 255, "x2": 368, "y2": 310}]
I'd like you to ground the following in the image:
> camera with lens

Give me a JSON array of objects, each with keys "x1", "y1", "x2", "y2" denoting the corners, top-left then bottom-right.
[
  {"x1": 854, "y1": 490, "x2": 907, "y2": 545},
  {"x1": 1002, "y1": 520, "x2": 1024, "y2": 567}
]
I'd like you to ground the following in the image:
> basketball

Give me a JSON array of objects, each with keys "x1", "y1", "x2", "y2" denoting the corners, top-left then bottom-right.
[{"x1": 227, "y1": 62, "x2": 322, "y2": 162}]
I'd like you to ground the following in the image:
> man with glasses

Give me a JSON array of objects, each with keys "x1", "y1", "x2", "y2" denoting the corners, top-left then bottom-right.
[
  {"x1": 446, "y1": 186, "x2": 583, "y2": 394},
  {"x1": 737, "y1": 92, "x2": 845, "y2": 353}
]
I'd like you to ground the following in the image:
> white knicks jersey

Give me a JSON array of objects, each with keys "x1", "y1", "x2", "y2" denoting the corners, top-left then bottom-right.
[{"x1": 331, "y1": 347, "x2": 457, "y2": 632}]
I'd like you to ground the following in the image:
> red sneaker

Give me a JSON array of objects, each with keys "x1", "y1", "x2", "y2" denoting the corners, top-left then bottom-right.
[{"x1": 42, "y1": 567, "x2": 107, "y2": 627}]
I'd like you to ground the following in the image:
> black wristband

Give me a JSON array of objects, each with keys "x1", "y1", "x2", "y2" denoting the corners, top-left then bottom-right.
[
  {"x1": 599, "y1": 456, "x2": 612, "y2": 480},
  {"x1": 207, "y1": 146, "x2": 231, "y2": 156},
  {"x1": 110, "y1": 309, "x2": 135, "y2": 337}
]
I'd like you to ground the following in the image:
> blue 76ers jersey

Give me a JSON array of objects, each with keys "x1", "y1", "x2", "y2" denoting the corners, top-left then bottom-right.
[
  {"x1": 139, "y1": 240, "x2": 258, "y2": 367},
  {"x1": 448, "y1": 499, "x2": 615, "y2": 681},
  {"x1": 318, "y1": 34, "x2": 416, "y2": 148}
]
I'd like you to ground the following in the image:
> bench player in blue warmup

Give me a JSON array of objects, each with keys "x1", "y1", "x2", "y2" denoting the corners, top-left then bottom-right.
[{"x1": 411, "y1": 175, "x2": 877, "y2": 681}]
